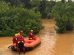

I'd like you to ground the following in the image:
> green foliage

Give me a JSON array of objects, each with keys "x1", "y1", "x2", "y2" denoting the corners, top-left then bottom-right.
[
  {"x1": 1, "y1": 0, "x2": 56, "y2": 19},
  {"x1": 61, "y1": 0, "x2": 66, "y2": 3},
  {"x1": 38, "y1": 0, "x2": 47, "y2": 18},
  {"x1": 46, "y1": 1, "x2": 56, "y2": 18},
  {"x1": 38, "y1": 0, "x2": 55, "y2": 18},
  {"x1": 20, "y1": 0, "x2": 31, "y2": 9},
  {"x1": 0, "y1": 1, "x2": 42, "y2": 36},
  {"x1": 51, "y1": 2, "x2": 74, "y2": 33},
  {"x1": 30, "y1": 0, "x2": 41, "y2": 7}
]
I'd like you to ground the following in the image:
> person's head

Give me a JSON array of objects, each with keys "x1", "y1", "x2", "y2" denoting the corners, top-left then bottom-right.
[
  {"x1": 15, "y1": 33, "x2": 20, "y2": 37},
  {"x1": 20, "y1": 30, "x2": 23, "y2": 33},
  {"x1": 19, "y1": 30, "x2": 23, "y2": 35},
  {"x1": 30, "y1": 29, "x2": 33, "y2": 33}
]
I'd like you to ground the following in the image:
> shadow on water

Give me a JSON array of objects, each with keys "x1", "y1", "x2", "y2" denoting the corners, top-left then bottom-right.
[{"x1": 0, "y1": 19, "x2": 74, "y2": 55}]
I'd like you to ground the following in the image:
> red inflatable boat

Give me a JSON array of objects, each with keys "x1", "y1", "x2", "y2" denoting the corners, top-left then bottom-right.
[
  {"x1": 8, "y1": 36, "x2": 41, "y2": 53},
  {"x1": 24, "y1": 37, "x2": 41, "y2": 50}
]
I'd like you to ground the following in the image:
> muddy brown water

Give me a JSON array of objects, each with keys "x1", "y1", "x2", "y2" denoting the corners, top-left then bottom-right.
[{"x1": 0, "y1": 19, "x2": 74, "y2": 55}]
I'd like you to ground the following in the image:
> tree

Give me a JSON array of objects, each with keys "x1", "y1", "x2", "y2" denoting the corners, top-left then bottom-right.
[
  {"x1": 0, "y1": 1, "x2": 42, "y2": 36},
  {"x1": 51, "y1": 2, "x2": 74, "y2": 33},
  {"x1": 21, "y1": 0, "x2": 31, "y2": 9},
  {"x1": 1, "y1": 0, "x2": 22, "y2": 6},
  {"x1": 30, "y1": 0, "x2": 41, "y2": 7},
  {"x1": 38, "y1": 0, "x2": 47, "y2": 18},
  {"x1": 61, "y1": 0, "x2": 66, "y2": 3},
  {"x1": 68, "y1": 0, "x2": 72, "y2": 2}
]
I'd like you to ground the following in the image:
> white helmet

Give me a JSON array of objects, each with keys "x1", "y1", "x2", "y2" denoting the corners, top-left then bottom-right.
[{"x1": 30, "y1": 30, "x2": 33, "y2": 32}]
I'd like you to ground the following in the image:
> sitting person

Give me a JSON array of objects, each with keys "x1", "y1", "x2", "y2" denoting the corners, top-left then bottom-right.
[
  {"x1": 17, "y1": 34, "x2": 25, "y2": 43},
  {"x1": 12, "y1": 33, "x2": 19, "y2": 46},
  {"x1": 28, "y1": 30, "x2": 36, "y2": 40},
  {"x1": 12, "y1": 33, "x2": 25, "y2": 52},
  {"x1": 12, "y1": 33, "x2": 25, "y2": 46},
  {"x1": 18, "y1": 30, "x2": 23, "y2": 36}
]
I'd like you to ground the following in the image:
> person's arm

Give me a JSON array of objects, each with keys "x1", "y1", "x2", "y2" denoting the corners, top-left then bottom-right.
[
  {"x1": 13, "y1": 37, "x2": 16, "y2": 43},
  {"x1": 15, "y1": 37, "x2": 18, "y2": 40}
]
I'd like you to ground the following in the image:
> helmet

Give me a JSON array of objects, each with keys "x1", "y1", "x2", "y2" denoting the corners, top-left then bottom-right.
[
  {"x1": 15, "y1": 33, "x2": 20, "y2": 37},
  {"x1": 30, "y1": 30, "x2": 33, "y2": 32}
]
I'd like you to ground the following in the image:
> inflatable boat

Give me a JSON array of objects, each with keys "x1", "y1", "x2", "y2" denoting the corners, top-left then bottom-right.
[
  {"x1": 8, "y1": 36, "x2": 41, "y2": 53},
  {"x1": 24, "y1": 37, "x2": 41, "y2": 50}
]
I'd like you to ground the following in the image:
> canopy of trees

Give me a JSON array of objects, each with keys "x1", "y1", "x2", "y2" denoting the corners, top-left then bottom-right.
[
  {"x1": 0, "y1": 1, "x2": 42, "y2": 36},
  {"x1": 0, "y1": 0, "x2": 74, "y2": 36},
  {"x1": 51, "y1": 2, "x2": 74, "y2": 33}
]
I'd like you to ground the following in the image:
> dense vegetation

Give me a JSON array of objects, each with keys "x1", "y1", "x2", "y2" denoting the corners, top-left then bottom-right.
[
  {"x1": 0, "y1": 0, "x2": 74, "y2": 36},
  {"x1": 38, "y1": 0, "x2": 55, "y2": 18},
  {"x1": 0, "y1": 1, "x2": 42, "y2": 36},
  {"x1": 51, "y1": 2, "x2": 74, "y2": 33},
  {"x1": 0, "y1": 0, "x2": 56, "y2": 36}
]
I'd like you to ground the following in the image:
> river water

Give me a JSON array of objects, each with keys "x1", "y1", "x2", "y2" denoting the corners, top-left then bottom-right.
[{"x1": 0, "y1": 19, "x2": 74, "y2": 55}]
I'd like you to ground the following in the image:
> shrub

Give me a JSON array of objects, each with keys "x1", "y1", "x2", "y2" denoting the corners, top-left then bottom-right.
[
  {"x1": 0, "y1": 1, "x2": 42, "y2": 36},
  {"x1": 51, "y1": 2, "x2": 74, "y2": 33}
]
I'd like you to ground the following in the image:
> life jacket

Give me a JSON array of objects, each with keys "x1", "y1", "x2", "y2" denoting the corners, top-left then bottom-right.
[
  {"x1": 28, "y1": 32, "x2": 35, "y2": 39},
  {"x1": 13, "y1": 37, "x2": 18, "y2": 43},
  {"x1": 17, "y1": 35, "x2": 25, "y2": 43},
  {"x1": 12, "y1": 35, "x2": 25, "y2": 46},
  {"x1": 12, "y1": 36, "x2": 18, "y2": 46}
]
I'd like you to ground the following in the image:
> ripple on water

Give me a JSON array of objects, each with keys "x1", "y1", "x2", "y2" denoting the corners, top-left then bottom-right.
[{"x1": 34, "y1": 32, "x2": 57, "y2": 55}]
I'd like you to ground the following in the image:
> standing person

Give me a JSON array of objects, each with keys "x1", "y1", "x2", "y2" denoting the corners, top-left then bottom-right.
[{"x1": 28, "y1": 30, "x2": 36, "y2": 40}]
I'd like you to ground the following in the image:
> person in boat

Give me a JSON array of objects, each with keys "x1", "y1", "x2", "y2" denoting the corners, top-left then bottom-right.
[
  {"x1": 12, "y1": 33, "x2": 25, "y2": 52},
  {"x1": 12, "y1": 33, "x2": 19, "y2": 47},
  {"x1": 28, "y1": 30, "x2": 36, "y2": 40},
  {"x1": 18, "y1": 30, "x2": 23, "y2": 36},
  {"x1": 12, "y1": 33, "x2": 25, "y2": 47},
  {"x1": 8, "y1": 34, "x2": 19, "y2": 49}
]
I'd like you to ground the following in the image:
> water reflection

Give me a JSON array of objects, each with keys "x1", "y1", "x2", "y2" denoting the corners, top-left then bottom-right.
[{"x1": 34, "y1": 32, "x2": 57, "y2": 55}]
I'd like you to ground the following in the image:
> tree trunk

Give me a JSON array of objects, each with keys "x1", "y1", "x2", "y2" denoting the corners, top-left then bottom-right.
[
  {"x1": 61, "y1": 0, "x2": 65, "y2": 3},
  {"x1": 68, "y1": 0, "x2": 72, "y2": 2}
]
